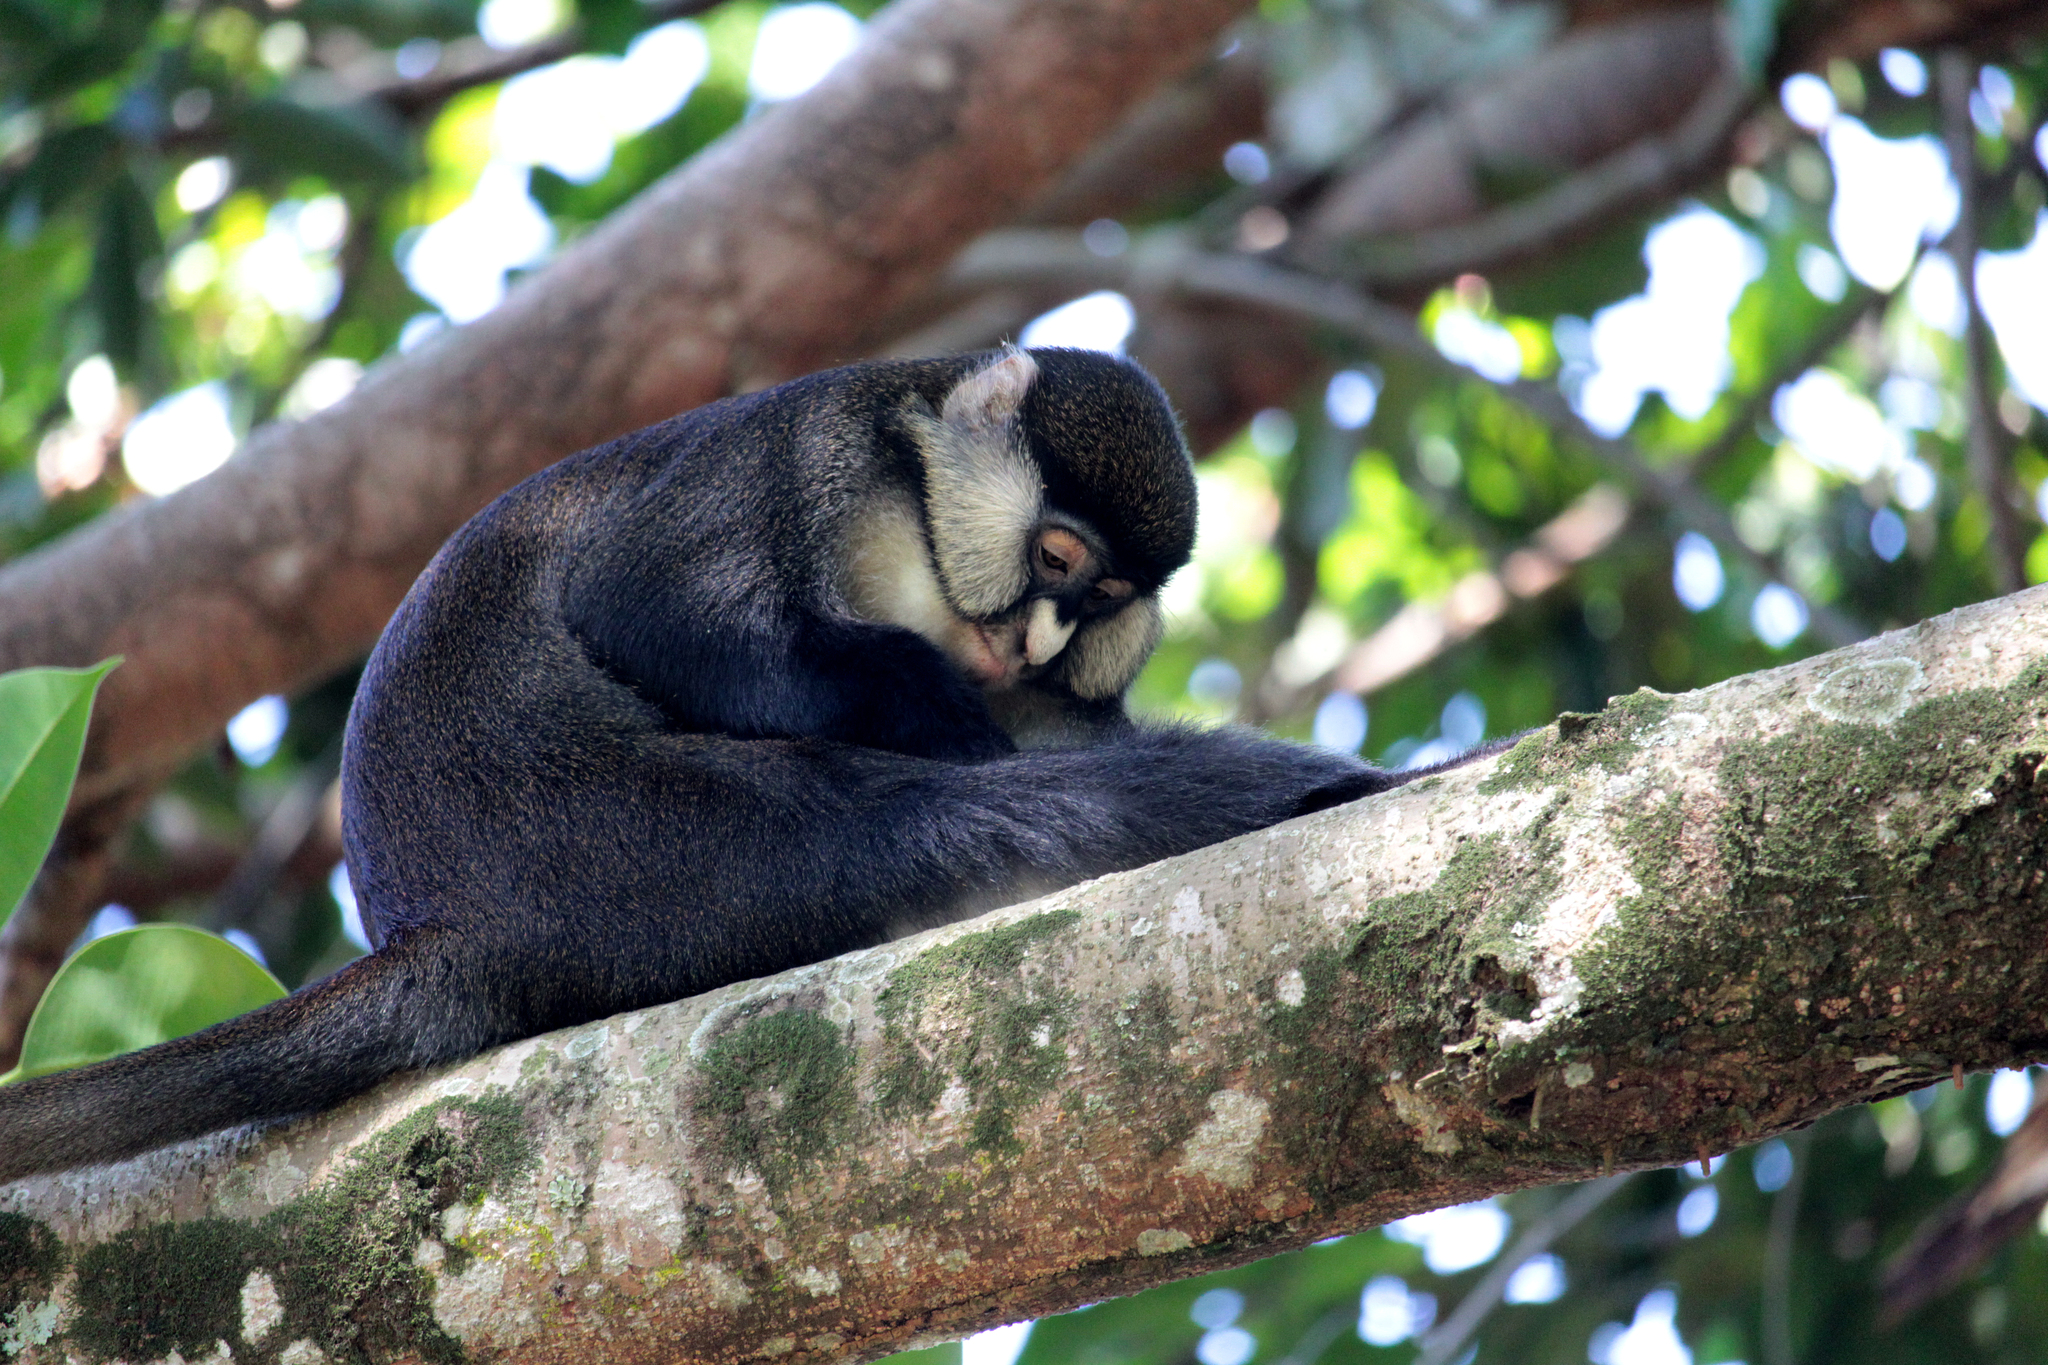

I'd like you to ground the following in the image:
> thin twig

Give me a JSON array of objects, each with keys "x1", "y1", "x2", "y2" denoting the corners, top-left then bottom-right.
[
  {"x1": 156, "y1": 0, "x2": 731, "y2": 155},
  {"x1": 1938, "y1": 48, "x2": 2026, "y2": 594},
  {"x1": 902, "y1": 72, "x2": 1751, "y2": 372},
  {"x1": 1414, "y1": 1174, "x2": 1633, "y2": 1365},
  {"x1": 1246, "y1": 483, "x2": 1632, "y2": 722},
  {"x1": 370, "y1": 0, "x2": 731, "y2": 119},
  {"x1": 1171, "y1": 249, "x2": 1866, "y2": 647}
]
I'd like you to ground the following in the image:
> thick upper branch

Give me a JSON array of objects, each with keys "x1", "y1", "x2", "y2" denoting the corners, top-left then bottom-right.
[{"x1": 4, "y1": 586, "x2": 2045, "y2": 1365}]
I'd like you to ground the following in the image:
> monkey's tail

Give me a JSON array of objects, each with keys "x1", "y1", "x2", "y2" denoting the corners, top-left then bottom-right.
[{"x1": 0, "y1": 933, "x2": 477, "y2": 1185}]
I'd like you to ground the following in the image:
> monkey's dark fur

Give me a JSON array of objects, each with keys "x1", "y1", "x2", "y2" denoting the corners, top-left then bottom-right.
[{"x1": 0, "y1": 349, "x2": 1424, "y2": 1183}]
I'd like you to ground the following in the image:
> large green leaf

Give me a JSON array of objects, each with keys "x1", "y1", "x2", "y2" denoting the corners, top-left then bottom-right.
[
  {"x1": 3, "y1": 924, "x2": 285, "y2": 1082},
  {"x1": 0, "y1": 659, "x2": 118, "y2": 935}
]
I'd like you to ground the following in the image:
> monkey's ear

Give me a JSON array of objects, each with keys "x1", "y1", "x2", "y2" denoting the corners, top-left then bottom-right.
[
  {"x1": 941, "y1": 346, "x2": 1038, "y2": 430},
  {"x1": 911, "y1": 349, "x2": 1044, "y2": 618}
]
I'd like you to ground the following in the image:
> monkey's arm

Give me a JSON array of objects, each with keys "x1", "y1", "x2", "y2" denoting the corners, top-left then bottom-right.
[
  {"x1": 355, "y1": 718, "x2": 1403, "y2": 1011},
  {"x1": 564, "y1": 566, "x2": 1013, "y2": 762}
]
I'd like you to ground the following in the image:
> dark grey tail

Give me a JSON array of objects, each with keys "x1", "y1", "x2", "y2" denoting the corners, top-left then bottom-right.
[{"x1": 0, "y1": 935, "x2": 466, "y2": 1184}]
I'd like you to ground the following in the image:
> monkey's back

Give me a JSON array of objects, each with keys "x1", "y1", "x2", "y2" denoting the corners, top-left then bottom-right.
[{"x1": 337, "y1": 369, "x2": 973, "y2": 1033}]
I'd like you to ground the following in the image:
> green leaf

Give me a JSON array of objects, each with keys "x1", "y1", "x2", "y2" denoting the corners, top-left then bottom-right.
[
  {"x1": 3, "y1": 924, "x2": 285, "y2": 1082},
  {"x1": 0, "y1": 659, "x2": 119, "y2": 936},
  {"x1": 1490, "y1": 210, "x2": 1653, "y2": 319},
  {"x1": 17, "y1": 0, "x2": 162, "y2": 101}
]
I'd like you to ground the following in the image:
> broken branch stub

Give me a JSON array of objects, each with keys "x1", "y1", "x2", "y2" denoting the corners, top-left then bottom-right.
[{"x1": 4, "y1": 586, "x2": 2047, "y2": 1365}]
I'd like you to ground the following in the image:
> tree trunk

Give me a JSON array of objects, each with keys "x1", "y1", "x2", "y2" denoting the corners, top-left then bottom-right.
[{"x1": 4, "y1": 584, "x2": 2043, "y2": 1365}]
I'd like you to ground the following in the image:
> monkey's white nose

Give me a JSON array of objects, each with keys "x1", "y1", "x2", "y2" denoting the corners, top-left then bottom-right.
[{"x1": 1024, "y1": 598, "x2": 1076, "y2": 666}]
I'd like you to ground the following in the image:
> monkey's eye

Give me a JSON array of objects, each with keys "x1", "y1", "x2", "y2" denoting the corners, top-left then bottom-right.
[
  {"x1": 1089, "y1": 579, "x2": 1134, "y2": 604},
  {"x1": 1035, "y1": 527, "x2": 1089, "y2": 582}
]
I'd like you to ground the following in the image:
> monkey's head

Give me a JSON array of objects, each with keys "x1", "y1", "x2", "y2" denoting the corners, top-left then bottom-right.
[{"x1": 905, "y1": 346, "x2": 1196, "y2": 701}]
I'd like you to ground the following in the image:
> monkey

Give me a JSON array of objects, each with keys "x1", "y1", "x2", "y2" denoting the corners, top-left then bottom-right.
[{"x1": 0, "y1": 346, "x2": 1440, "y2": 1183}]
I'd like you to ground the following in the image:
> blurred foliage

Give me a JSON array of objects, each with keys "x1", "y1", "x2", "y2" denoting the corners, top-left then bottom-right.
[{"x1": 2, "y1": 0, "x2": 2048, "y2": 1359}]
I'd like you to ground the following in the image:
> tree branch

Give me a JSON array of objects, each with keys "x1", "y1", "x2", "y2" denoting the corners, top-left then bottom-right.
[
  {"x1": 1295, "y1": 9, "x2": 1731, "y2": 249},
  {"x1": 1247, "y1": 484, "x2": 1633, "y2": 723},
  {"x1": 878, "y1": 8, "x2": 1747, "y2": 438},
  {"x1": 6, "y1": 584, "x2": 2045, "y2": 1365}
]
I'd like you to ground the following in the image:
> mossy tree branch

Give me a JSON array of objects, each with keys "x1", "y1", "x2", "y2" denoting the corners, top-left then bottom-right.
[{"x1": 4, "y1": 585, "x2": 2047, "y2": 1365}]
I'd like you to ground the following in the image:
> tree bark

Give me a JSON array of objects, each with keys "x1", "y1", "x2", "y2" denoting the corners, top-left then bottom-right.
[{"x1": 4, "y1": 584, "x2": 2044, "y2": 1365}]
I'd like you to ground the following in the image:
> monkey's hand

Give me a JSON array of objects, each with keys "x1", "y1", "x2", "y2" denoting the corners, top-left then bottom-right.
[{"x1": 797, "y1": 621, "x2": 1017, "y2": 761}]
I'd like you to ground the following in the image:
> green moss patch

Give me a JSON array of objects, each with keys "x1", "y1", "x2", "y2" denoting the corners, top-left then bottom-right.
[
  {"x1": 876, "y1": 908, "x2": 1082, "y2": 1155},
  {"x1": 71, "y1": 1220, "x2": 269, "y2": 1361},
  {"x1": 699, "y1": 1007, "x2": 858, "y2": 1192},
  {"x1": 1573, "y1": 658, "x2": 2048, "y2": 1083},
  {"x1": 1718, "y1": 666, "x2": 2048, "y2": 902},
  {"x1": 1105, "y1": 980, "x2": 1215, "y2": 1160},
  {"x1": 1351, "y1": 806, "x2": 1565, "y2": 1004},
  {"x1": 0, "y1": 1212, "x2": 63, "y2": 1322},
  {"x1": 63, "y1": 1094, "x2": 534, "y2": 1365},
  {"x1": 1260, "y1": 948, "x2": 1376, "y2": 1181},
  {"x1": 1249, "y1": 804, "x2": 1576, "y2": 1188},
  {"x1": 1480, "y1": 689, "x2": 1675, "y2": 795},
  {"x1": 882, "y1": 909, "x2": 1082, "y2": 1006},
  {"x1": 266, "y1": 1094, "x2": 534, "y2": 1364}
]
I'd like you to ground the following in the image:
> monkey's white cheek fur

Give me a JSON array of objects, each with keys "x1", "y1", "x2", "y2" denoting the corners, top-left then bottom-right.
[
  {"x1": 911, "y1": 349, "x2": 1045, "y2": 618},
  {"x1": 1025, "y1": 599, "x2": 1077, "y2": 666}
]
